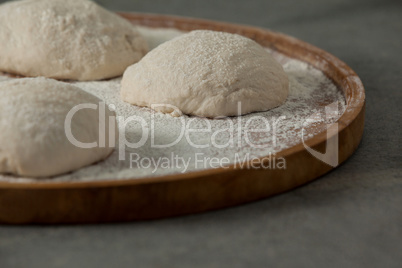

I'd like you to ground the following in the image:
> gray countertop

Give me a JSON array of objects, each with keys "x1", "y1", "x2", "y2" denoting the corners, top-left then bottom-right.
[{"x1": 0, "y1": 0, "x2": 401, "y2": 267}]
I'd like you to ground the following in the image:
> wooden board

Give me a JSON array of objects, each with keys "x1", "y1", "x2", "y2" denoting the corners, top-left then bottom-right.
[{"x1": 0, "y1": 13, "x2": 365, "y2": 224}]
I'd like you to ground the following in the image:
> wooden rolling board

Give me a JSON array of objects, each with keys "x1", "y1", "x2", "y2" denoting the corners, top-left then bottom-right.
[{"x1": 0, "y1": 13, "x2": 365, "y2": 224}]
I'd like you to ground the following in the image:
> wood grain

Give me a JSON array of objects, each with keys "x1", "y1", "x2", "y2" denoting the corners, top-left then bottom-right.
[{"x1": 0, "y1": 13, "x2": 365, "y2": 224}]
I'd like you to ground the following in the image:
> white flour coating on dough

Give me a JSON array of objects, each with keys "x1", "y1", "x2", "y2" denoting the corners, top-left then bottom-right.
[
  {"x1": 0, "y1": 0, "x2": 148, "y2": 81},
  {"x1": 0, "y1": 78, "x2": 116, "y2": 177},
  {"x1": 121, "y1": 30, "x2": 289, "y2": 117},
  {"x1": 0, "y1": 26, "x2": 346, "y2": 183}
]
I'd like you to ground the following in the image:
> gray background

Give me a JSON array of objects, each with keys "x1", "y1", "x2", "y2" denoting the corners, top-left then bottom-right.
[{"x1": 0, "y1": 0, "x2": 401, "y2": 267}]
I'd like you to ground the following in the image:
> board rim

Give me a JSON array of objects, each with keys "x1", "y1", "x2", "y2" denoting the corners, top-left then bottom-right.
[{"x1": 0, "y1": 13, "x2": 365, "y2": 224}]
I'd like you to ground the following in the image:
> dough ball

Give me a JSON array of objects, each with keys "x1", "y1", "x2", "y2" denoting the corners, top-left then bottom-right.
[
  {"x1": 0, "y1": 0, "x2": 148, "y2": 81},
  {"x1": 121, "y1": 30, "x2": 289, "y2": 117},
  {"x1": 0, "y1": 78, "x2": 116, "y2": 178}
]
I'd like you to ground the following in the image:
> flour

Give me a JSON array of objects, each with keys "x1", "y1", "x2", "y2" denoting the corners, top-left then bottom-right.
[
  {"x1": 121, "y1": 30, "x2": 289, "y2": 117},
  {"x1": 0, "y1": 0, "x2": 148, "y2": 81},
  {"x1": 0, "y1": 26, "x2": 346, "y2": 183}
]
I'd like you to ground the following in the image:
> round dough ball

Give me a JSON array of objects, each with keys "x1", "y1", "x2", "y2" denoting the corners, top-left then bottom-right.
[
  {"x1": 0, "y1": 0, "x2": 148, "y2": 81},
  {"x1": 121, "y1": 30, "x2": 289, "y2": 117},
  {"x1": 0, "y1": 78, "x2": 116, "y2": 178}
]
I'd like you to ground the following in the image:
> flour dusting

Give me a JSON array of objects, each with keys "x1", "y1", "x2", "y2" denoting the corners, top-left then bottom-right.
[{"x1": 0, "y1": 26, "x2": 346, "y2": 183}]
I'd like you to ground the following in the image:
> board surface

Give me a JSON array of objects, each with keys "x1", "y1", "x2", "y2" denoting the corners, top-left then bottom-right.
[{"x1": 0, "y1": 13, "x2": 365, "y2": 224}]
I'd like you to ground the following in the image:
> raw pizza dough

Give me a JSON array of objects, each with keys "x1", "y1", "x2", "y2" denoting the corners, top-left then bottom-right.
[
  {"x1": 0, "y1": 0, "x2": 148, "y2": 81},
  {"x1": 0, "y1": 77, "x2": 116, "y2": 178},
  {"x1": 121, "y1": 30, "x2": 289, "y2": 117}
]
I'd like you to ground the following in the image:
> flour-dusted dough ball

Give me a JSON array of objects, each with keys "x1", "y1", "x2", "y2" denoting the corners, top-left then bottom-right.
[
  {"x1": 0, "y1": 0, "x2": 148, "y2": 81},
  {"x1": 0, "y1": 78, "x2": 116, "y2": 178},
  {"x1": 121, "y1": 30, "x2": 289, "y2": 117}
]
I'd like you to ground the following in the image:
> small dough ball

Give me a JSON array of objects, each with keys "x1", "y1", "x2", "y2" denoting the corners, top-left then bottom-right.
[
  {"x1": 0, "y1": 78, "x2": 116, "y2": 178},
  {"x1": 121, "y1": 30, "x2": 289, "y2": 117},
  {"x1": 0, "y1": 0, "x2": 148, "y2": 81}
]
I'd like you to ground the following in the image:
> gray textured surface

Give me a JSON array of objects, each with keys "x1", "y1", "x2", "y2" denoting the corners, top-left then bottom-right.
[{"x1": 0, "y1": 0, "x2": 401, "y2": 267}]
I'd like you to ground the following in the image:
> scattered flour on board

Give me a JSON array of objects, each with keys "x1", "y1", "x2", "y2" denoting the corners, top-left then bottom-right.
[{"x1": 0, "y1": 26, "x2": 346, "y2": 183}]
